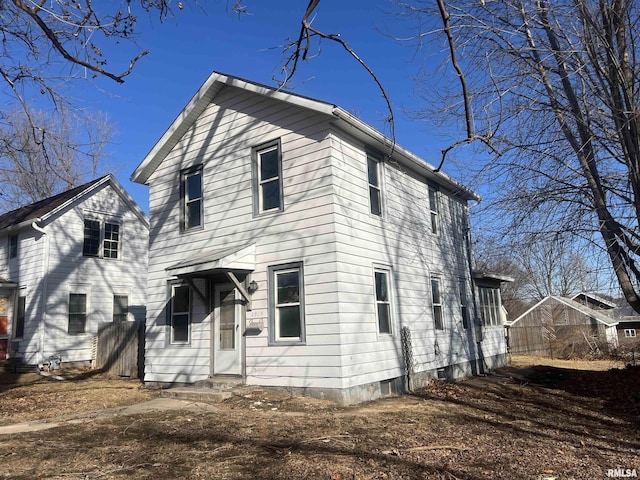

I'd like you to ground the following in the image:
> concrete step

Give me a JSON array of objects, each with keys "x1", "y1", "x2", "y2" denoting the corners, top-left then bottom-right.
[{"x1": 160, "y1": 388, "x2": 235, "y2": 402}]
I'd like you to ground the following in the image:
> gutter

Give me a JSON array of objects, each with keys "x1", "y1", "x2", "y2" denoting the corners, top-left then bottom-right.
[{"x1": 31, "y1": 219, "x2": 49, "y2": 364}]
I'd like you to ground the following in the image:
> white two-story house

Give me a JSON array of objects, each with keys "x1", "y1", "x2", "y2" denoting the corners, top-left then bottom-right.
[
  {"x1": 132, "y1": 72, "x2": 507, "y2": 404},
  {"x1": 0, "y1": 175, "x2": 149, "y2": 366}
]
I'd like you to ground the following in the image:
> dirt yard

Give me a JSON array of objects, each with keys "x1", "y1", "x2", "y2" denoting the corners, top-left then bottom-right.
[{"x1": 1, "y1": 357, "x2": 639, "y2": 479}]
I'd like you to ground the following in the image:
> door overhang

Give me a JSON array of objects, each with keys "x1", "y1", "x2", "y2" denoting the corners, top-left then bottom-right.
[{"x1": 166, "y1": 243, "x2": 256, "y2": 309}]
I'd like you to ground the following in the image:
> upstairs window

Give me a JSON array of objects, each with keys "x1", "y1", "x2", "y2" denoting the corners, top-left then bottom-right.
[
  {"x1": 68, "y1": 293, "x2": 87, "y2": 335},
  {"x1": 103, "y1": 223, "x2": 120, "y2": 258},
  {"x1": 429, "y1": 187, "x2": 439, "y2": 235},
  {"x1": 374, "y1": 268, "x2": 393, "y2": 334},
  {"x1": 8, "y1": 235, "x2": 18, "y2": 259},
  {"x1": 367, "y1": 154, "x2": 382, "y2": 216},
  {"x1": 182, "y1": 166, "x2": 203, "y2": 230},
  {"x1": 431, "y1": 277, "x2": 444, "y2": 330},
  {"x1": 83, "y1": 219, "x2": 121, "y2": 259},
  {"x1": 83, "y1": 220, "x2": 101, "y2": 256},
  {"x1": 113, "y1": 295, "x2": 129, "y2": 323},
  {"x1": 253, "y1": 140, "x2": 283, "y2": 214}
]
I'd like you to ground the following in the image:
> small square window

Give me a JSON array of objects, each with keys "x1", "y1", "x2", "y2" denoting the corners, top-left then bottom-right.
[{"x1": 625, "y1": 329, "x2": 637, "y2": 338}]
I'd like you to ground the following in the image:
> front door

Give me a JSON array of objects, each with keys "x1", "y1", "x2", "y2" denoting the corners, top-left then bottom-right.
[{"x1": 213, "y1": 285, "x2": 242, "y2": 375}]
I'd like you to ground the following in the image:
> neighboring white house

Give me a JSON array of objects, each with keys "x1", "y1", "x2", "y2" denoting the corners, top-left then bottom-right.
[
  {"x1": 0, "y1": 175, "x2": 149, "y2": 366},
  {"x1": 132, "y1": 72, "x2": 507, "y2": 404}
]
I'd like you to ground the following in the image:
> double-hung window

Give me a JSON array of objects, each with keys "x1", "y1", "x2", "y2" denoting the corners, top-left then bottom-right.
[
  {"x1": 269, "y1": 262, "x2": 305, "y2": 344},
  {"x1": 171, "y1": 285, "x2": 190, "y2": 343},
  {"x1": 113, "y1": 295, "x2": 129, "y2": 323},
  {"x1": 182, "y1": 166, "x2": 203, "y2": 230},
  {"x1": 459, "y1": 278, "x2": 470, "y2": 329},
  {"x1": 367, "y1": 154, "x2": 383, "y2": 216},
  {"x1": 68, "y1": 293, "x2": 87, "y2": 335},
  {"x1": 83, "y1": 218, "x2": 121, "y2": 258},
  {"x1": 374, "y1": 268, "x2": 392, "y2": 334},
  {"x1": 8, "y1": 235, "x2": 18, "y2": 259},
  {"x1": 429, "y1": 187, "x2": 439, "y2": 235},
  {"x1": 253, "y1": 140, "x2": 283, "y2": 214},
  {"x1": 431, "y1": 277, "x2": 444, "y2": 330},
  {"x1": 14, "y1": 296, "x2": 25, "y2": 339}
]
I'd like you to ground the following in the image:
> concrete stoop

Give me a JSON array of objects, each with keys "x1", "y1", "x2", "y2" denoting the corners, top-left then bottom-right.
[{"x1": 160, "y1": 377, "x2": 249, "y2": 403}]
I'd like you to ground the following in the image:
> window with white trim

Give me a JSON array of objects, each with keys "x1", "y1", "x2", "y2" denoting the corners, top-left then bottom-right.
[
  {"x1": 624, "y1": 329, "x2": 637, "y2": 338},
  {"x1": 83, "y1": 218, "x2": 121, "y2": 259},
  {"x1": 269, "y1": 262, "x2": 305, "y2": 344},
  {"x1": 182, "y1": 166, "x2": 203, "y2": 230},
  {"x1": 479, "y1": 287, "x2": 502, "y2": 326},
  {"x1": 429, "y1": 187, "x2": 439, "y2": 235},
  {"x1": 431, "y1": 277, "x2": 444, "y2": 330},
  {"x1": 253, "y1": 140, "x2": 283, "y2": 214},
  {"x1": 374, "y1": 268, "x2": 392, "y2": 334},
  {"x1": 171, "y1": 285, "x2": 190, "y2": 343},
  {"x1": 68, "y1": 293, "x2": 87, "y2": 335},
  {"x1": 367, "y1": 154, "x2": 382, "y2": 216},
  {"x1": 113, "y1": 295, "x2": 129, "y2": 323}
]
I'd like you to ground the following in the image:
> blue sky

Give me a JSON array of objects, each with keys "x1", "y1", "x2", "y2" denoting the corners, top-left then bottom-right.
[{"x1": 78, "y1": 0, "x2": 469, "y2": 214}]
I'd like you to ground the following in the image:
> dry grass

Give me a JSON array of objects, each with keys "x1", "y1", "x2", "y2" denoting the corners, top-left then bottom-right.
[{"x1": 1, "y1": 358, "x2": 639, "y2": 479}]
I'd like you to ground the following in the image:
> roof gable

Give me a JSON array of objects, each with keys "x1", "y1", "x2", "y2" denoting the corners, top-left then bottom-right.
[
  {"x1": 508, "y1": 295, "x2": 619, "y2": 327},
  {"x1": 0, "y1": 175, "x2": 148, "y2": 232},
  {"x1": 131, "y1": 71, "x2": 479, "y2": 201}
]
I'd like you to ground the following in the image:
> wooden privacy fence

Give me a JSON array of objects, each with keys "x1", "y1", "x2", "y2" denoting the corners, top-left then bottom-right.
[{"x1": 96, "y1": 321, "x2": 141, "y2": 377}]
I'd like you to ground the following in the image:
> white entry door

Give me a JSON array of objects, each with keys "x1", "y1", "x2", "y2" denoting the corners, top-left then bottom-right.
[{"x1": 213, "y1": 284, "x2": 242, "y2": 375}]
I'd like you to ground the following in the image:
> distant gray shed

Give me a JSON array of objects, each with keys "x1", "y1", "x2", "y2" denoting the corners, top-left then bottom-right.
[{"x1": 506, "y1": 296, "x2": 619, "y2": 358}]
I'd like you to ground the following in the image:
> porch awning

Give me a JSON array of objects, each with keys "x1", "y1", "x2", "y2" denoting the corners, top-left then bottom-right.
[{"x1": 166, "y1": 243, "x2": 256, "y2": 278}]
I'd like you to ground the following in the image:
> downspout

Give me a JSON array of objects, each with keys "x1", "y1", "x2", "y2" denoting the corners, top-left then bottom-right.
[
  {"x1": 465, "y1": 200, "x2": 485, "y2": 374},
  {"x1": 31, "y1": 219, "x2": 48, "y2": 364}
]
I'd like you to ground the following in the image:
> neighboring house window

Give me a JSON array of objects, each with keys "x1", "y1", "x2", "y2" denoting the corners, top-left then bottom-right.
[
  {"x1": 269, "y1": 262, "x2": 305, "y2": 343},
  {"x1": 374, "y1": 268, "x2": 392, "y2": 334},
  {"x1": 9, "y1": 235, "x2": 18, "y2": 259},
  {"x1": 103, "y1": 223, "x2": 120, "y2": 258},
  {"x1": 83, "y1": 219, "x2": 120, "y2": 258},
  {"x1": 479, "y1": 287, "x2": 501, "y2": 326},
  {"x1": 429, "y1": 187, "x2": 439, "y2": 235},
  {"x1": 253, "y1": 140, "x2": 283, "y2": 214},
  {"x1": 113, "y1": 295, "x2": 129, "y2": 323},
  {"x1": 14, "y1": 296, "x2": 25, "y2": 339},
  {"x1": 83, "y1": 219, "x2": 101, "y2": 256},
  {"x1": 459, "y1": 278, "x2": 470, "y2": 329},
  {"x1": 182, "y1": 166, "x2": 203, "y2": 230},
  {"x1": 171, "y1": 285, "x2": 190, "y2": 343},
  {"x1": 625, "y1": 329, "x2": 637, "y2": 338},
  {"x1": 68, "y1": 293, "x2": 87, "y2": 335},
  {"x1": 431, "y1": 277, "x2": 444, "y2": 330},
  {"x1": 367, "y1": 154, "x2": 382, "y2": 216}
]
